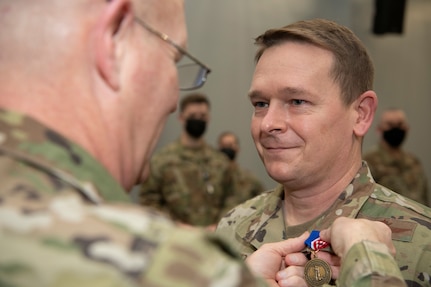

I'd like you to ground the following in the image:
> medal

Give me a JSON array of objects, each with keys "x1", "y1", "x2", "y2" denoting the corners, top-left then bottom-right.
[
  {"x1": 304, "y1": 255, "x2": 332, "y2": 287},
  {"x1": 304, "y1": 230, "x2": 332, "y2": 287}
]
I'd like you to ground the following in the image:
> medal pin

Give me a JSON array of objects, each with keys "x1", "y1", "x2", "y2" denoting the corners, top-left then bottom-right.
[{"x1": 304, "y1": 230, "x2": 332, "y2": 287}]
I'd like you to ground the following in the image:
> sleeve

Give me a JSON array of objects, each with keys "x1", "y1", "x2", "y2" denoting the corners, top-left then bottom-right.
[
  {"x1": 143, "y1": 227, "x2": 268, "y2": 287},
  {"x1": 335, "y1": 240, "x2": 406, "y2": 287}
]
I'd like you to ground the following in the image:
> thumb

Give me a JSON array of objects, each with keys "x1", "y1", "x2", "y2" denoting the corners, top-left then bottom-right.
[
  {"x1": 319, "y1": 228, "x2": 330, "y2": 243},
  {"x1": 274, "y1": 231, "x2": 310, "y2": 256}
]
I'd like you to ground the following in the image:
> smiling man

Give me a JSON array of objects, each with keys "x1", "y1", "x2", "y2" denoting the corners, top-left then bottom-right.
[{"x1": 216, "y1": 18, "x2": 431, "y2": 287}]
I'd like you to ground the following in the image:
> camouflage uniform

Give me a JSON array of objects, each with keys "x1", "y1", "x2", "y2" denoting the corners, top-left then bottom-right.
[
  {"x1": 0, "y1": 110, "x2": 406, "y2": 287},
  {"x1": 139, "y1": 139, "x2": 233, "y2": 226},
  {"x1": 364, "y1": 143, "x2": 429, "y2": 206},
  {"x1": 223, "y1": 162, "x2": 265, "y2": 214},
  {"x1": 216, "y1": 162, "x2": 431, "y2": 287},
  {"x1": 0, "y1": 109, "x2": 266, "y2": 287}
]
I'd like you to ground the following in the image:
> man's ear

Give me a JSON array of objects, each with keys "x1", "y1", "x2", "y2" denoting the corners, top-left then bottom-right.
[
  {"x1": 95, "y1": 0, "x2": 132, "y2": 91},
  {"x1": 353, "y1": 90, "x2": 378, "y2": 137}
]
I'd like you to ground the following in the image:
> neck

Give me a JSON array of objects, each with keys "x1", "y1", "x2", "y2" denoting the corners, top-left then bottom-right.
[
  {"x1": 381, "y1": 141, "x2": 402, "y2": 155},
  {"x1": 283, "y1": 161, "x2": 362, "y2": 226},
  {"x1": 283, "y1": 189, "x2": 340, "y2": 226},
  {"x1": 180, "y1": 132, "x2": 204, "y2": 148}
]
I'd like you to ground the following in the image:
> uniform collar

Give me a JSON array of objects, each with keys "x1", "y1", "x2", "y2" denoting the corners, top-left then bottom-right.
[{"x1": 235, "y1": 162, "x2": 375, "y2": 250}]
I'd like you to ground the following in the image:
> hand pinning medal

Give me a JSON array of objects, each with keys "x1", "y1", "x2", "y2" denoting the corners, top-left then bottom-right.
[{"x1": 304, "y1": 230, "x2": 332, "y2": 287}]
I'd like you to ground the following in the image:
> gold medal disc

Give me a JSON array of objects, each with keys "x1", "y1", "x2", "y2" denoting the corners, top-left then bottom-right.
[{"x1": 304, "y1": 258, "x2": 332, "y2": 287}]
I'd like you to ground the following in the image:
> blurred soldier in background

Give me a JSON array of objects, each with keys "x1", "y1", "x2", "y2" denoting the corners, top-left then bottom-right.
[
  {"x1": 364, "y1": 108, "x2": 429, "y2": 206},
  {"x1": 218, "y1": 131, "x2": 265, "y2": 209},
  {"x1": 140, "y1": 93, "x2": 233, "y2": 230}
]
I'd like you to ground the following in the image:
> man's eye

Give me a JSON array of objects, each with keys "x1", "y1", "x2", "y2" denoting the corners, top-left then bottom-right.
[
  {"x1": 253, "y1": 101, "x2": 268, "y2": 108},
  {"x1": 291, "y1": 99, "x2": 307, "y2": 105}
]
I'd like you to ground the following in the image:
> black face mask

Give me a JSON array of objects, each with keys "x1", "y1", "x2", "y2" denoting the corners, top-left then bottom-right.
[
  {"x1": 383, "y1": 127, "x2": 406, "y2": 148},
  {"x1": 185, "y1": 118, "x2": 207, "y2": 138},
  {"x1": 220, "y1": 148, "x2": 236, "y2": 161}
]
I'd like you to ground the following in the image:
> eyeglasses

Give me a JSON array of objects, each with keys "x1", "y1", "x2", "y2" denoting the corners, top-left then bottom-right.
[{"x1": 134, "y1": 17, "x2": 211, "y2": 91}]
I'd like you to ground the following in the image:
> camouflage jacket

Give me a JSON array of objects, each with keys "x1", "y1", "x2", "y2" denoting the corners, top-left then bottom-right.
[
  {"x1": 216, "y1": 162, "x2": 431, "y2": 287},
  {"x1": 139, "y1": 139, "x2": 233, "y2": 226},
  {"x1": 364, "y1": 143, "x2": 429, "y2": 206},
  {"x1": 0, "y1": 109, "x2": 266, "y2": 287}
]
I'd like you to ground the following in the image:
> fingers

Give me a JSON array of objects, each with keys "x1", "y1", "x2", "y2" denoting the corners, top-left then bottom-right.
[
  {"x1": 276, "y1": 266, "x2": 308, "y2": 287},
  {"x1": 270, "y1": 231, "x2": 309, "y2": 257},
  {"x1": 318, "y1": 228, "x2": 331, "y2": 242},
  {"x1": 245, "y1": 231, "x2": 311, "y2": 280},
  {"x1": 281, "y1": 250, "x2": 342, "y2": 284},
  {"x1": 257, "y1": 231, "x2": 309, "y2": 258},
  {"x1": 284, "y1": 251, "x2": 308, "y2": 269},
  {"x1": 320, "y1": 217, "x2": 396, "y2": 259},
  {"x1": 316, "y1": 251, "x2": 340, "y2": 267},
  {"x1": 276, "y1": 263, "x2": 338, "y2": 287}
]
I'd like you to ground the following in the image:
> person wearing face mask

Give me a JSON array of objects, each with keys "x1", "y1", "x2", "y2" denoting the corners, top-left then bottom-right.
[
  {"x1": 218, "y1": 131, "x2": 265, "y2": 210},
  {"x1": 364, "y1": 108, "x2": 429, "y2": 206},
  {"x1": 139, "y1": 93, "x2": 233, "y2": 230}
]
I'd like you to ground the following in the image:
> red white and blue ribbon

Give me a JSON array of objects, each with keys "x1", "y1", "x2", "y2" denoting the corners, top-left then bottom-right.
[{"x1": 305, "y1": 230, "x2": 329, "y2": 251}]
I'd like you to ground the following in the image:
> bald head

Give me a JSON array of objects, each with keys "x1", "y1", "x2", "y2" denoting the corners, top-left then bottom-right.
[
  {"x1": 0, "y1": 0, "x2": 188, "y2": 189},
  {"x1": 0, "y1": 1, "x2": 101, "y2": 73}
]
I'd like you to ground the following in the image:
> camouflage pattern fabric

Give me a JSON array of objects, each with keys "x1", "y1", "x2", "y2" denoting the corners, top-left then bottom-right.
[
  {"x1": 0, "y1": 109, "x2": 267, "y2": 287},
  {"x1": 139, "y1": 139, "x2": 233, "y2": 226},
  {"x1": 216, "y1": 162, "x2": 431, "y2": 287},
  {"x1": 338, "y1": 241, "x2": 406, "y2": 287},
  {"x1": 222, "y1": 162, "x2": 265, "y2": 215},
  {"x1": 364, "y1": 143, "x2": 429, "y2": 206}
]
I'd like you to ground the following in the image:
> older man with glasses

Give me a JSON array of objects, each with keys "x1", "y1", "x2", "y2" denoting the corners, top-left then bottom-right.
[{"x1": 0, "y1": 0, "x2": 260, "y2": 286}]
